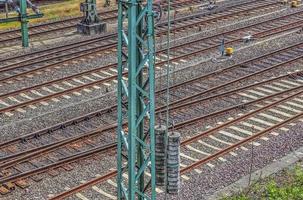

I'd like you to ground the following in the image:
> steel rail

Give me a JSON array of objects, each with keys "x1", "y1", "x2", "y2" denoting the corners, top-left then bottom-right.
[
  {"x1": 50, "y1": 170, "x2": 118, "y2": 200},
  {"x1": 180, "y1": 100, "x2": 303, "y2": 173},
  {"x1": 0, "y1": 0, "x2": 284, "y2": 89},
  {"x1": 0, "y1": 42, "x2": 117, "y2": 73},
  {"x1": 1, "y1": 69, "x2": 301, "y2": 163},
  {"x1": 0, "y1": 0, "x2": 280, "y2": 66},
  {"x1": 0, "y1": 15, "x2": 115, "y2": 44},
  {"x1": 0, "y1": 38, "x2": 302, "y2": 115},
  {"x1": 157, "y1": 71, "x2": 303, "y2": 113},
  {"x1": 0, "y1": 34, "x2": 117, "y2": 67},
  {"x1": 180, "y1": 112, "x2": 303, "y2": 173},
  {"x1": 0, "y1": 0, "x2": 204, "y2": 35},
  {"x1": 0, "y1": 32, "x2": 116, "y2": 63},
  {"x1": 155, "y1": 0, "x2": 275, "y2": 28},
  {"x1": 156, "y1": 38, "x2": 303, "y2": 95},
  {"x1": 0, "y1": 142, "x2": 117, "y2": 185},
  {"x1": 1, "y1": 83, "x2": 301, "y2": 183},
  {"x1": 0, "y1": 16, "x2": 300, "y2": 113},
  {"x1": 0, "y1": 0, "x2": 274, "y2": 64},
  {"x1": 155, "y1": 11, "x2": 303, "y2": 55},
  {"x1": 49, "y1": 89, "x2": 303, "y2": 200},
  {"x1": 1, "y1": 69, "x2": 300, "y2": 150},
  {"x1": 0, "y1": 0, "x2": 206, "y2": 44},
  {"x1": 0, "y1": 10, "x2": 302, "y2": 186},
  {"x1": 180, "y1": 91, "x2": 303, "y2": 146},
  {"x1": 156, "y1": 51, "x2": 303, "y2": 111},
  {"x1": 0, "y1": 9, "x2": 117, "y2": 35},
  {"x1": 2, "y1": 6, "x2": 301, "y2": 78}
]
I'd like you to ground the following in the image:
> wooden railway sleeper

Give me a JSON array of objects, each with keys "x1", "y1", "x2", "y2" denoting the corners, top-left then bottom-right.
[
  {"x1": 48, "y1": 168, "x2": 59, "y2": 177},
  {"x1": 30, "y1": 174, "x2": 43, "y2": 182},
  {"x1": 28, "y1": 160, "x2": 44, "y2": 169},
  {"x1": 14, "y1": 179, "x2": 28, "y2": 189}
]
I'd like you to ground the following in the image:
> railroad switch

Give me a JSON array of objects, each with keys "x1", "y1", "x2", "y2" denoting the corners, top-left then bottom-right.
[{"x1": 77, "y1": 0, "x2": 107, "y2": 35}]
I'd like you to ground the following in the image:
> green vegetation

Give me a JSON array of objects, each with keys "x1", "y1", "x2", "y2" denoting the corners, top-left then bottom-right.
[
  {"x1": 222, "y1": 164, "x2": 303, "y2": 200},
  {"x1": 0, "y1": 0, "x2": 115, "y2": 30}
]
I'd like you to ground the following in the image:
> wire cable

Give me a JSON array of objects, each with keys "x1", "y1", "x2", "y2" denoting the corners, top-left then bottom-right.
[{"x1": 164, "y1": 0, "x2": 172, "y2": 199}]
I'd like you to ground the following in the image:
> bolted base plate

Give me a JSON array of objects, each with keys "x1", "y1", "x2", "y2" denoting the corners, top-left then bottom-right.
[{"x1": 77, "y1": 22, "x2": 107, "y2": 35}]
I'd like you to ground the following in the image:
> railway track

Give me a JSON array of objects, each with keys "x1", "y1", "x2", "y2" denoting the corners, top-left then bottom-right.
[
  {"x1": 0, "y1": 0, "x2": 283, "y2": 69},
  {"x1": 0, "y1": 0, "x2": 206, "y2": 45},
  {"x1": 0, "y1": 39, "x2": 303, "y2": 194},
  {"x1": 1, "y1": 79, "x2": 302, "y2": 195},
  {"x1": 2, "y1": 66, "x2": 303, "y2": 161},
  {"x1": 0, "y1": 9, "x2": 116, "y2": 45},
  {"x1": 0, "y1": 0, "x2": 284, "y2": 69},
  {"x1": 0, "y1": 9, "x2": 302, "y2": 117},
  {"x1": 50, "y1": 87, "x2": 303, "y2": 199},
  {"x1": 0, "y1": 0, "x2": 301, "y2": 196}
]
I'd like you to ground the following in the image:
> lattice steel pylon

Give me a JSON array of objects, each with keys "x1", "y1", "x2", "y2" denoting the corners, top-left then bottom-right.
[{"x1": 117, "y1": 0, "x2": 156, "y2": 199}]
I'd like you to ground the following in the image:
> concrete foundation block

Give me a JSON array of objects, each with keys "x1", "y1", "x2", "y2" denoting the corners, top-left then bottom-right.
[{"x1": 77, "y1": 22, "x2": 107, "y2": 35}]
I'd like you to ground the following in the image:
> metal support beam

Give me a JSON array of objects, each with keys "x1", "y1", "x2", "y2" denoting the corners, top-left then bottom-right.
[
  {"x1": 0, "y1": 13, "x2": 43, "y2": 23},
  {"x1": 117, "y1": 0, "x2": 156, "y2": 199},
  {"x1": 20, "y1": 0, "x2": 28, "y2": 47},
  {"x1": 0, "y1": 0, "x2": 43, "y2": 47}
]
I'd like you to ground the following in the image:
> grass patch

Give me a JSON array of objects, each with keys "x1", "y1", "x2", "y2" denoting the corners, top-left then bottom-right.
[
  {"x1": 0, "y1": 0, "x2": 114, "y2": 30},
  {"x1": 221, "y1": 164, "x2": 303, "y2": 200}
]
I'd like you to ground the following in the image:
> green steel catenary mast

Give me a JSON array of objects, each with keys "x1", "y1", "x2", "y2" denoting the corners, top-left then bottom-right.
[
  {"x1": 20, "y1": 0, "x2": 28, "y2": 47},
  {"x1": 0, "y1": 0, "x2": 43, "y2": 47},
  {"x1": 117, "y1": 0, "x2": 156, "y2": 199}
]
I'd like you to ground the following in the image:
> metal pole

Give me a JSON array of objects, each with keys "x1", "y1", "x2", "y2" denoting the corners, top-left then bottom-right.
[
  {"x1": 116, "y1": 0, "x2": 123, "y2": 198},
  {"x1": 117, "y1": 0, "x2": 156, "y2": 199},
  {"x1": 20, "y1": 0, "x2": 29, "y2": 47},
  {"x1": 5, "y1": 2, "x2": 8, "y2": 18}
]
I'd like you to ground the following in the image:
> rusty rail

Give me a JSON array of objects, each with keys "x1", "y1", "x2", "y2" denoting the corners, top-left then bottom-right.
[
  {"x1": 49, "y1": 89, "x2": 303, "y2": 200},
  {"x1": 1, "y1": 83, "x2": 301, "y2": 186},
  {"x1": 0, "y1": 0, "x2": 284, "y2": 74},
  {"x1": 0, "y1": 20, "x2": 302, "y2": 114}
]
